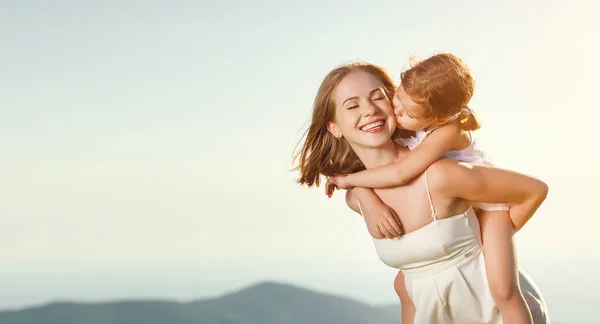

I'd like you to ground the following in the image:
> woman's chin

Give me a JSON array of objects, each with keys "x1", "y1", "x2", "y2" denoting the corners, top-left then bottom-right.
[{"x1": 358, "y1": 132, "x2": 392, "y2": 148}]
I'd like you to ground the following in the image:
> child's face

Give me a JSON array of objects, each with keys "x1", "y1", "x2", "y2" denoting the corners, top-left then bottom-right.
[{"x1": 392, "y1": 85, "x2": 433, "y2": 131}]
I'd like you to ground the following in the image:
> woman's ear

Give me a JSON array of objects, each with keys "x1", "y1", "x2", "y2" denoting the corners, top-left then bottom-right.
[{"x1": 326, "y1": 122, "x2": 342, "y2": 139}]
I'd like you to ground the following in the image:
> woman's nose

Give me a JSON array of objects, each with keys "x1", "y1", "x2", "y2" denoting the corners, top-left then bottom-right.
[{"x1": 362, "y1": 101, "x2": 377, "y2": 116}]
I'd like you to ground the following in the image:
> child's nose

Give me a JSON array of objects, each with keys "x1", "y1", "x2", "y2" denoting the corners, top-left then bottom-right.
[{"x1": 394, "y1": 106, "x2": 402, "y2": 116}]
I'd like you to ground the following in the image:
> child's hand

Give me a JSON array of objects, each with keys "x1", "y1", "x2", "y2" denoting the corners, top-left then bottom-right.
[
  {"x1": 363, "y1": 203, "x2": 403, "y2": 239},
  {"x1": 330, "y1": 175, "x2": 351, "y2": 189},
  {"x1": 325, "y1": 175, "x2": 351, "y2": 197},
  {"x1": 325, "y1": 177, "x2": 338, "y2": 198}
]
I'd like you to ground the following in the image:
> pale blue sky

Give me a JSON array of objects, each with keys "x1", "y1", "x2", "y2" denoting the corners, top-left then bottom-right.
[{"x1": 2, "y1": 0, "x2": 599, "y2": 322}]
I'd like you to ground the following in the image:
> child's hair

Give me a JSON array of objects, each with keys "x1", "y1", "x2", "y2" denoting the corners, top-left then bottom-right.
[
  {"x1": 293, "y1": 61, "x2": 397, "y2": 187},
  {"x1": 401, "y1": 53, "x2": 481, "y2": 131}
]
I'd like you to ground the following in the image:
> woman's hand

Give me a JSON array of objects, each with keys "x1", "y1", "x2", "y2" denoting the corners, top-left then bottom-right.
[
  {"x1": 345, "y1": 187, "x2": 403, "y2": 239},
  {"x1": 362, "y1": 201, "x2": 403, "y2": 239}
]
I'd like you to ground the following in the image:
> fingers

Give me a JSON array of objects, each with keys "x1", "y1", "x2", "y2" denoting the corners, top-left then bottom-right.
[
  {"x1": 373, "y1": 223, "x2": 398, "y2": 239},
  {"x1": 371, "y1": 227, "x2": 385, "y2": 239},
  {"x1": 378, "y1": 223, "x2": 395, "y2": 239},
  {"x1": 325, "y1": 178, "x2": 337, "y2": 198},
  {"x1": 381, "y1": 220, "x2": 399, "y2": 238},
  {"x1": 386, "y1": 212, "x2": 403, "y2": 236}
]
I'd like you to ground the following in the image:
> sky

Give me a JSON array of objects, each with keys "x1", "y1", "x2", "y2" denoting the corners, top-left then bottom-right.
[{"x1": 2, "y1": 0, "x2": 599, "y2": 323}]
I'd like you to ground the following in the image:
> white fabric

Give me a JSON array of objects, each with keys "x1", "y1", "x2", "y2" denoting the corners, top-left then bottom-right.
[{"x1": 365, "y1": 173, "x2": 550, "y2": 323}]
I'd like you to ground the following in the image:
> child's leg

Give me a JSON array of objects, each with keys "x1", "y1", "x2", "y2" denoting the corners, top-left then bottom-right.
[{"x1": 477, "y1": 209, "x2": 533, "y2": 324}]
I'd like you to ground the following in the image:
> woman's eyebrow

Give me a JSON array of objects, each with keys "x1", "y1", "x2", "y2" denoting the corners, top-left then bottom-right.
[
  {"x1": 342, "y1": 96, "x2": 359, "y2": 106},
  {"x1": 369, "y1": 88, "x2": 384, "y2": 96}
]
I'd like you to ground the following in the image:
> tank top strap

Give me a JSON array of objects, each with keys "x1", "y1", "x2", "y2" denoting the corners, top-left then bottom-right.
[
  {"x1": 356, "y1": 200, "x2": 364, "y2": 217},
  {"x1": 424, "y1": 171, "x2": 438, "y2": 221}
]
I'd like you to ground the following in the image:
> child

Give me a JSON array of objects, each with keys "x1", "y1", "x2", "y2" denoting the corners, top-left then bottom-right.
[{"x1": 328, "y1": 53, "x2": 535, "y2": 324}]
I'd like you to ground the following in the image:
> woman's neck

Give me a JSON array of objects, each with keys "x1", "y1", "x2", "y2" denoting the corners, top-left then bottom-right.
[{"x1": 353, "y1": 140, "x2": 405, "y2": 169}]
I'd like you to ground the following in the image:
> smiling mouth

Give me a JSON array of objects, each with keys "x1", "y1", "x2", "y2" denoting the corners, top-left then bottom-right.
[{"x1": 360, "y1": 120, "x2": 385, "y2": 131}]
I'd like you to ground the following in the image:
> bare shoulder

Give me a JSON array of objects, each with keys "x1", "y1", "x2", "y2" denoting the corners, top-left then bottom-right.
[{"x1": 345, "y1": 190, "x2": 361, "y2": 214}]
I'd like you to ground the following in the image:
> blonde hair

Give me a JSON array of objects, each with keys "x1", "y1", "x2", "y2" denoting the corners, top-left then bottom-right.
[
  {"x1": 293, "y1": 61, "x2": 397, "y2": 187},
  {"x1": 401, "y1": 53, "x2": 481, "y2": 130}
]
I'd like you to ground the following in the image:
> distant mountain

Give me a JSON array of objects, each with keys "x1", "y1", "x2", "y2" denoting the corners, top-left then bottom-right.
[
  {"x1": 376, "y1": 303, "x2": 400, "y2": 317},
  {"x1": 0, "y1": 281, "x2": 401, "y2": 324}
]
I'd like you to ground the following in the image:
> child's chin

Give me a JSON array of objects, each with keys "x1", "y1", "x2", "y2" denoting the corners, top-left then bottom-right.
[
  {"x1": 399, "y1": 126, "x2": 417, "y2": 131},
  {"x1": 396, "y1": 122, "x2": 408, "y2": 130}
]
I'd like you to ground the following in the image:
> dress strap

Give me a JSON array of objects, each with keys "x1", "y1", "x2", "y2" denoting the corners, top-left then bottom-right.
[
  {"x1": 423, "y1": 114, "x2": 457, "y2": 135},
  {"x1": 357, "y1": 200, "x2": 364, "y2": 217},
  {"x1": 424, "y1": 171, "x2": 438, "y2": 221},
  {"x1": 424, "y1": 109, "x2": 468, "y2": 136}
]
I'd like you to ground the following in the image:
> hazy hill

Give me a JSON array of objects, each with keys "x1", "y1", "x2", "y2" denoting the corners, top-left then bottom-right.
[{"x1": 0, "y1": 281, "x2": 401, "y2": 324}]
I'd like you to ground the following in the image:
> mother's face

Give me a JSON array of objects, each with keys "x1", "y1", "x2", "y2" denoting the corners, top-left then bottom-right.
[{"x1": 326, "y1": 70, "x2": 396, "y2": 150}]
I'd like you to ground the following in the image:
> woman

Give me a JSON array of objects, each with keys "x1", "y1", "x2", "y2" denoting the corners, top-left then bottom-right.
[{"x1": 294, "y1": 61, "x2": 550, "y2": 323}]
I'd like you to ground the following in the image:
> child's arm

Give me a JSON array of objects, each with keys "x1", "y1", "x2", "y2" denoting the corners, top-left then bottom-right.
[
  {"x1": 332, "y1": 121, "x2": 462, "y2": 189},
  {"x1": 433, "y1": 160, "x2": 549, "y2": 231},
  {"x1": 345, "y1": 187, "x2": 403, "y2": 238}
]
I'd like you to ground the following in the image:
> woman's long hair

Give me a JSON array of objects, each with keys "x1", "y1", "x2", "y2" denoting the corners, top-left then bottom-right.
[{"x1": 293, "y1": 61, "x2": 397, "y2": 187}]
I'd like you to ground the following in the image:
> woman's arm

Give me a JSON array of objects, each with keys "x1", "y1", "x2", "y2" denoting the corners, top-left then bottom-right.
[
  {"x1": 344, "y1": 188, "x2": 403, "y2": 238},
  {"x1": 430, "y1": 159, "x2": 549, "y2": 231},
  {"x1": 333, "y1": 121, "x2": 462, "y2": 189}
]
